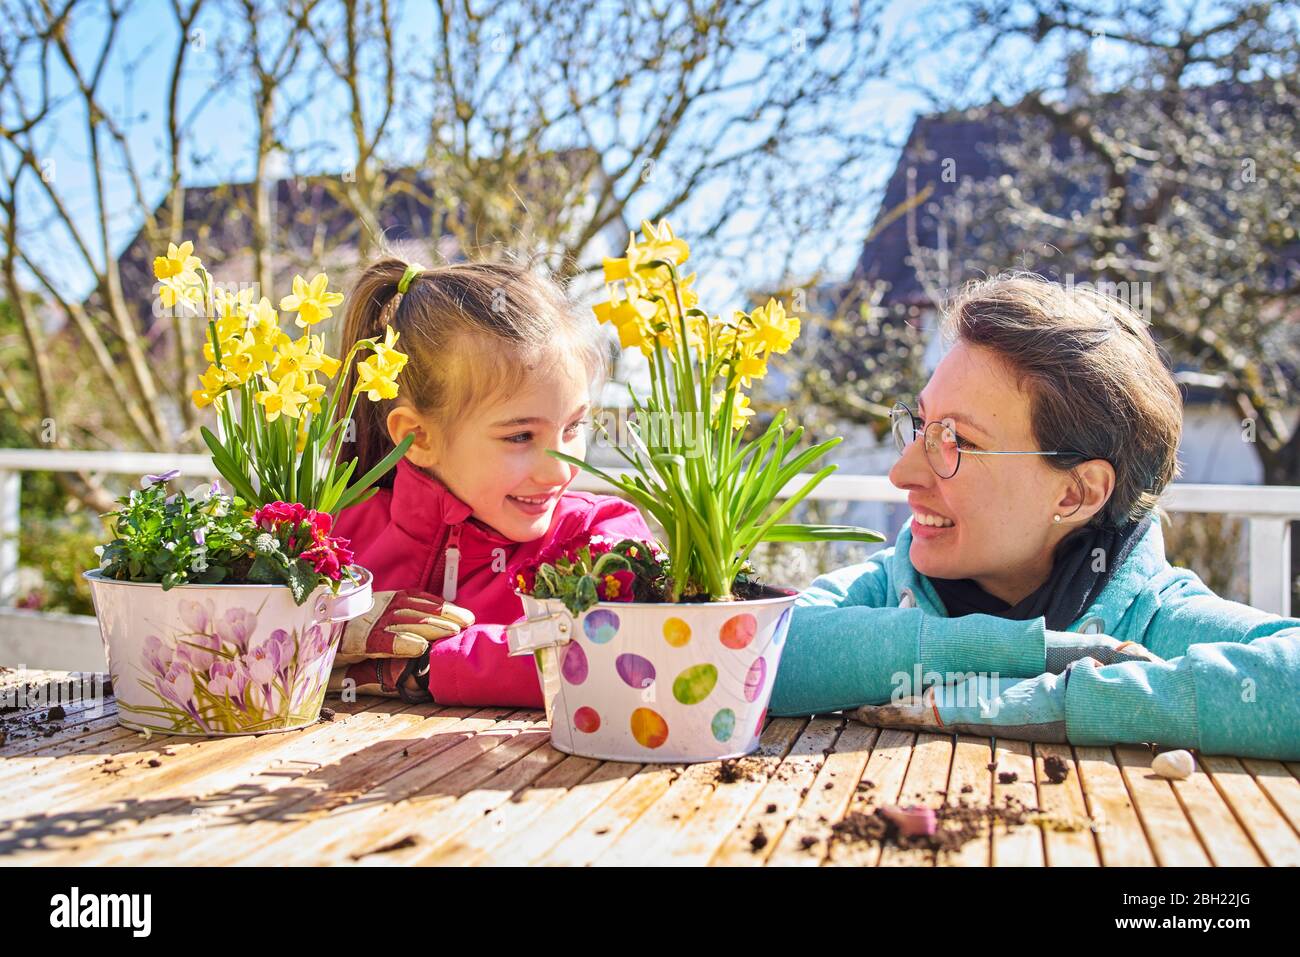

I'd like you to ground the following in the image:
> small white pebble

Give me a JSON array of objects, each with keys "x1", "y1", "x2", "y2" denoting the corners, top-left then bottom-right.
[{"x1": 1152, "y1": 749, "x2": 1195, "y2": 780}]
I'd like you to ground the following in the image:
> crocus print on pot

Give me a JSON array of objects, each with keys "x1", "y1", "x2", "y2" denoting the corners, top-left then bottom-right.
[{"x1": 85, "y1": 565, "x2": 371, "y2": 735}]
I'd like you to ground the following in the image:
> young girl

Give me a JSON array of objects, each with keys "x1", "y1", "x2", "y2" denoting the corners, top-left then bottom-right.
[{"x1": 328, "y1": 257, "x2": 652, "y2": 707}]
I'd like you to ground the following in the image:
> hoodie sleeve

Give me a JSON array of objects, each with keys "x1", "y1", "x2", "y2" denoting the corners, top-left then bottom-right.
[
  {"x1": 423, "y1": 494, "x2": 654, "y2": 707},
  {"x1": 768, "y1": 553, "x2": 1050, "y2": 717},
  {"x1": 1064, "y1": 571, "x2": 1300, "y2": 759}
]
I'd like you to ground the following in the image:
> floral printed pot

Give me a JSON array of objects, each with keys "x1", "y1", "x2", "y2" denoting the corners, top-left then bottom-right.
[
  {"x1": 83, "y1": 566, "x2": 373, "y2": 736},
  {"x1": 506, "y1": 586, "x2": 797, "y2": 763}
]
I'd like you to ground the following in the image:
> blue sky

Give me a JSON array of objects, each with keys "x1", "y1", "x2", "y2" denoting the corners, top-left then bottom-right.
[{"x1": 3, "y1": 0, "x2": 1206, "y2": 308}]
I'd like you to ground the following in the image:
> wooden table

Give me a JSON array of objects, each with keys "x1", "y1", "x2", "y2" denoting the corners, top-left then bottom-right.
[{"x1": 2, "y1": 669, "x2": 1298, "y2": 866}]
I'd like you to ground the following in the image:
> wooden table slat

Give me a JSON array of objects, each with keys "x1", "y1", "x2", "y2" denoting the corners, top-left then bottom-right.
[{"x1": 1, "y1": 671, "x2": 1295, "y2": 867}]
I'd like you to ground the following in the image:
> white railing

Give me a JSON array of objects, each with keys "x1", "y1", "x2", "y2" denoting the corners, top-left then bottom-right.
[{"x1": 0, "y1": 448, "x2": 1295, "y2": 670}]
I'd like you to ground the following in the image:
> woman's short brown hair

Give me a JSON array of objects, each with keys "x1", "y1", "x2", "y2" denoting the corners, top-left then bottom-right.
[{"x1": 942, "y1": 273, "x2": 1183, "y2": 527}]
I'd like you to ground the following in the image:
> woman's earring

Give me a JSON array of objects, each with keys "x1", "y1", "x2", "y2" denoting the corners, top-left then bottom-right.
[{"x1": 1052, "y1": 514, "x2": 1062, "y2": 524}]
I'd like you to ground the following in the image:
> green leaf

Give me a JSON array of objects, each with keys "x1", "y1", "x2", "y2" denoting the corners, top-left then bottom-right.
[
  {"x1": 285, "y1": 558, "x2": 318, "y2": 606},
  {"x1": 334, "y1": 432, "x2": 415, "y2": 513},
  {"x1": 760, "y1": 524, "x2": 885, "y2": 543},
  {"x1": 200, "y1": 427, "x2": 262, "y2": 504},
  {"x1": 246, "y1": 554, "x2": 282, "y2": 584}
]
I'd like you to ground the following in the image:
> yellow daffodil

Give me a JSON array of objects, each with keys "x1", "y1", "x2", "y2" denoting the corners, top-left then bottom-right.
[
  {"x1": 354, "y1": 354, "x2": 400, "y2": 401},
  {"x1": 254, "y1": 373, "x2": 309, "y2": 422},
  {"x1": 154, "y1": 241, "x2": 205, "y2": 313},
  {"x1": 279, "y1": 273, "x2": 344, "y2": 328},
  {"x1": 297, "y1": 371, "x2": 327, "y2": 415},
  {"x1": 153, "y1": 241, "x2": 199, "y2": 280},
  {"x1": 735, "y1": 356, "x2": 767, "y2": 387},
  {"x1": 214, "y1": 286, "x2": 255, "y2": 322},
  {"x1": 295, "y1": 415, "x2": 310, "y2": 455},
  {"x1": 192, "y1": 364, "x2": 235, "y2": 409},
  {"x1": 218, "y1": 334, "x2": 263, "y2": 384},
  {"x1": 594, "y1": 296, "x2": 656, "y2": 354},
  {"x1": 371, "y1": 325, "x2": 408, "y2": 377},
  {"x1": 247, "y1": 297, "x2": 290, "y2": 362},
  {"x1": 745, "y1": 298, "x2": 801, "y2": 355},
  {"x1": 712, "y1": 390, "x2": 755, "y2": 431},
  {"x1": 270, "y1": 334, "x2": 340, "y2": 383},
  {"x1": 601, "y1": 218, "x2": 691, "y2": 288}
]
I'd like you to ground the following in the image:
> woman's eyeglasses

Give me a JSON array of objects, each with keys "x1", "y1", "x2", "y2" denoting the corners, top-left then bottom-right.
[{"x1": 889, "y1": 402, "x2": 1082, "y2": 479}]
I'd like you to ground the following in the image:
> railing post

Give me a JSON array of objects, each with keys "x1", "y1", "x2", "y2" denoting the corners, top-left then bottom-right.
[
  {"x1": 0, "y1": 469, "x2": 18, "y2": 607},
  {"x1": 1249, "y1": 517, "x2": 1293, "y2": 617}
]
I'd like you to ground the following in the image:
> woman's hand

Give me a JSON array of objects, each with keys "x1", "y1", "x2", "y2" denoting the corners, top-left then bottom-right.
[
  {"x1": 1045, "y1": 633, "x2": 1164, "y2": 673},
  {"x1": 850, "y1": 661, "x2": 1098, "y2": 743},
  {"x1": 327, "y1": 590, "x2": 474, "y2": 700}
]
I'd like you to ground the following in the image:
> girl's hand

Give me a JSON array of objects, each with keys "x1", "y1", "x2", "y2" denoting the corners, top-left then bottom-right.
[
  {"x1": 334, "y1": 589, "x2": 474, "y2": 665},
  {"x1": 1045, "y1": 633, "x2": 1164, "y2": 673},
  {"x1": 327, "y1": 590, "x2": 474, "y2": 701}
]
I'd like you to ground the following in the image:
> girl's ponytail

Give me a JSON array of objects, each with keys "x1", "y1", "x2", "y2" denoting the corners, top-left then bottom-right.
[
  {"x1": 338, "y1": 258, "x2": 407, "y2": 490},
  {"x1": 336, "y1": 254, "x2": 608, "y2": 496}
]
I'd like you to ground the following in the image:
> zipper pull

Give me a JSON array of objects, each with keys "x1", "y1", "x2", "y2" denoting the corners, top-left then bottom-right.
[{"x1": 442, "y1": 524, "x2": 462, "y2": 601}]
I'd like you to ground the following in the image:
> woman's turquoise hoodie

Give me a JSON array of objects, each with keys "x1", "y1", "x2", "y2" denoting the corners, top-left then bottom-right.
[{"x1": 768, "y1": 517, "x2": 1300, "y2": 759}]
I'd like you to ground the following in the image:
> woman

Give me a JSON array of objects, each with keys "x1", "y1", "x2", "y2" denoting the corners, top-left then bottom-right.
[{"x1": 767, "y1": 275, "x2": 1300, "y2": 760}]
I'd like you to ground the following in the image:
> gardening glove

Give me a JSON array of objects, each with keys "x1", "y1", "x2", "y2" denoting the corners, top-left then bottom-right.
[
  {"x1": 333, "y1": 589, "x2": 474, "y2": 665},
  {"x1": 327, "y1": 590, "x2": 473, "y2": 701},
  {"x1": 851, "y1": 661, "x2": 1097, "y2": 744},
  {"x1": 1045, "y1": 632, "x2": 1164, "y2": 673}
]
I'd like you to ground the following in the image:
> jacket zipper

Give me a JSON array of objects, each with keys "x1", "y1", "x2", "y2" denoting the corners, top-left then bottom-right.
[{"x1": 430, "y1": 523, "x2": 463, "y2": 601}]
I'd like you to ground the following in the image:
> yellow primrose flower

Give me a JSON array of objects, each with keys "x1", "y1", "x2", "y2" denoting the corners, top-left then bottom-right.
[
  {"x1": 255, "y1": 373, "x2": 309, "y2": 422},
  {"x1": 192, "y1": 363, "x2": 235, "y2": 409},
  {"x1": 279, "y1": 273, "x2": 345, "y2": 328},
  {"x1": 354, "y1": 354, "x2": 401, "y2": 401}
]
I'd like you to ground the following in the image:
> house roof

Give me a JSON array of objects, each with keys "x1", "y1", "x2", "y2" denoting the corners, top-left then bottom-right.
[{"x1": 95, "y1": 150, "x2": 610, "y2": 344}]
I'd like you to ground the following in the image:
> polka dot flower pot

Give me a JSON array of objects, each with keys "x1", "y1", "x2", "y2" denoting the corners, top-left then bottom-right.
[{"x1": 506, "y1": 587, "x2": 797, "y2": 763}]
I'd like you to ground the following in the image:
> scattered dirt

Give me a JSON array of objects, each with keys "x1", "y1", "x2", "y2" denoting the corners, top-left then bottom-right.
[
  {"x1": 716, "y1": 759, "x2": 760, "y2": 784},
  {"x1": 799, "y1": 835, "x2": 818, "y2": 849},
  {"x1": 749, "y1": 825, "x2": 768, "y2": 852},
  {"x1": 765, "y1": 803, "x2": 778, "y2": 814},
  {"x1": 147, "y1": 758, "x2": 161, "y2": 767},
  {"x1": 997, "y1": 771, "x2": 1018, "y2": 784},
  {"x1": 831, "y1": 796, "x2": 1046, "y2": 859},
  {"x1": 961, "y1": 784, "x2": 973, "y2": 793},
  {"x1": 1043, "y1": 755, "x2": 1070, "y2": 784},
  {"x1": 47, "y1": 705, "x2": 66, "y2": 721},
  {"x1": 986, "y1": 760, "x2": 998, "y2": 771},
  {"x1": 318, "y1": 707, "x2": 336, "y2": 722}
]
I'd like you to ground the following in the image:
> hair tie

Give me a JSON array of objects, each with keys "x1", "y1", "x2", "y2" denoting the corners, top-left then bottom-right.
[{"x1": 397, "y1": 263, "x2": 424, "y2": 295}]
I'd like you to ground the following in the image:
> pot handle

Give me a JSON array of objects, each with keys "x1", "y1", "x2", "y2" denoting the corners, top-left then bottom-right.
[
  {"x1": 315, "y1": 581, "x2": 375, "y2": 623},
  {"x1": 506, "y1": 601, "x2": 574, "y2": 657}
]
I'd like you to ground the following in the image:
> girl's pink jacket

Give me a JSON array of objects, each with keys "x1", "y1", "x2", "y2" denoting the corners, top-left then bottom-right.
[{"x1": 333, "y1": 457, "x2": 652, "y2": 707}]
